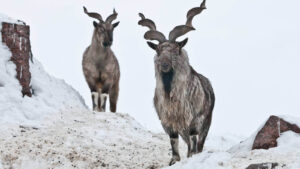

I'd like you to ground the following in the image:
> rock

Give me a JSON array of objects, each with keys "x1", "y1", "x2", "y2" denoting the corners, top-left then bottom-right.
[
  {"x1": 252, "y1": 115, "x2": 300, "y2": 150},
  {"x1": 1, "y1": 22, "x2": 32, "y2": 97},
  {"x1": 246, "y1": 162, "x2": 278, "y2": 169}
]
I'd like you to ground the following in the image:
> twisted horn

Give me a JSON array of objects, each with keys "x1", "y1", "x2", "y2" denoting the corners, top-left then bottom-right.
[
  {"x1": 138, "y1": 13, "x2": 156, "y2": 30},
  {"x1": 186, "y1": 0, "x2": 207, "y2": 27},
  {"x1": 83, "y1": 6, "x2": 103, "y2": 23},
  {"x1": 168, "y1": 0, "x2": 207, "y2": 42},
  {"x1": 144, "y1": 30, "x2": 166, "y2": 43},
  {"x1": 106, "y1": 9, "x2": 118, "y2": 24},
  {"x1": 138, "y1": 13, "x2": 166, "y2": 43},
  {"x1": 169, "y1": 25, "x2": 195, "y2": 42}
]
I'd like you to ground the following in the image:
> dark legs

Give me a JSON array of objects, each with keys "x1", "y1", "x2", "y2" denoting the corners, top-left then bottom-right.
[
  {"x1": 167, "y1": 121, "x2": 211, "y2": 166},
  {"x1": 169, "y1": 133, "x2": 180, "y2": 166},
  {"x1": 91, "y1": 84, "x2": 118, "y2": 113},
  {"x1": 187, "y1": 128, "x2": 198, "y2": 157},
  {"x1": 100, "y1": 94, "x2": 107, "y2": 111},
  {"x1": 91, "y1": 88, "x2": 107, "y2": 112},
  {"x1": 109, "y1": 84, "x2": 119, "y2": 113},
  {"x1": 91, "y1": 91, "x2": 99, "y2": 111},
  {"x1": 197, "y1": 129, "x2": 209, "y2": 153},
  {"x1": 97, "y1": 93, "x2": 107, "y2": 112},
  {"x1": 197, "y1": 115, "x2": 212, "y2": 152},
  {"x1": 188, "y1": 135, "x2": 198, "y2": 157}
]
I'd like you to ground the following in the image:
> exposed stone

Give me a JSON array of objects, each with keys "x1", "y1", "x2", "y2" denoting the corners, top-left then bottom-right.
[
  {"x1": 252, "y1": 115, "x2": 300, "y2": 150},
  {"x1": 246, "y1": 162, "x2": 278, "y2": 169},
  {"x1": 1, "y1": 22, "x2": 32, "y2": 97}
]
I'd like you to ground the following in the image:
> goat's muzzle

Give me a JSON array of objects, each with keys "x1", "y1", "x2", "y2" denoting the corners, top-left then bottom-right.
[
  {"x1": 103, "y1": 41, "x2": 112, "y2": 47},
  {"x1": 161, "y1": 62, "x2": 172, "y2": 73}
]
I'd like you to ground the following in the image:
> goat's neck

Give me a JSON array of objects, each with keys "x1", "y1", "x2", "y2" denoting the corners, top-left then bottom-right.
[
  {"x1": 156, "y1": 51, "x2": 192, "y2": 98},
  {"x1": 91, "y1": 37, "x2": 109, "y2": 52},
  {"x1": 90, "y1": 31, "x2": 111, "y2": 59}
]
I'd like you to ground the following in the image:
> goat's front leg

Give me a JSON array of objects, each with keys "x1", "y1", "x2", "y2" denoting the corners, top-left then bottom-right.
[
  {"x1": 97, "y1": 88, "x2": 107, "y2": 112},
  {"x1": 91, "y1": 91, "x2": 99, "y2": 111},
  {"x1": 187, "y1": 128, "x2": 198, "y2": 157},
  {"x1": 100, "y1": 94, "x2": 107, "y2": 112},
  {"x1": 169, "y1": 133, "x2": 180, "y2": 166}
]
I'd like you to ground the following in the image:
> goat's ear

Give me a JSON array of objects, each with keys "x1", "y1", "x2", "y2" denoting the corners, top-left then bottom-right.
[
  {"x1": 177, "y1": 38, "x2": 188, "y2": 49},
  {"x1": 113, "y1": 21, "x2": 120, "y2": 28},
  {"x1": 147, "y1": 41, "x2": 158, "y2": 50},
  {"x1": 93, "y1": 21, "x2": 98, "y2": 28}
]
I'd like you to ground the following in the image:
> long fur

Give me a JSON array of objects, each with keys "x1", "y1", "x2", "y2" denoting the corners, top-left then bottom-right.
[{"x1": 154, "y1": 49, "x2": 214, "y2": 140}]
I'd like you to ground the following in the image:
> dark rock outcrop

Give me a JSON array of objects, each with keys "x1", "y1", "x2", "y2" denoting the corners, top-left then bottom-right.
[
  {"x1": 1, "y1": 22, "x2": 32, "y2": 97},
  {"x1": 246, "y1": 162, "x2": 278, "y2": 169},
  {"x1": 252, "y1": 115, "x2": 300, "y2": 150}
]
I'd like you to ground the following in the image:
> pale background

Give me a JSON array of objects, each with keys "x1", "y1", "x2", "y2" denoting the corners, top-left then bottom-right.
[{"x1": 1, "y1": 0, "x2": 299, "y2": 136}]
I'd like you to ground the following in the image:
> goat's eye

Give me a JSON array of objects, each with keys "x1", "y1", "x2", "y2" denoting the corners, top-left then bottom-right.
[{"x1": 98, "y1": 27, "x2": 105, "y2": 32}]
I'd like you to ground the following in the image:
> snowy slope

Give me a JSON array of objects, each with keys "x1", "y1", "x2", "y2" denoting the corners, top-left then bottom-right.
[
  {"x1": 0, "y1": 108, "x2": 246, "y2": 169},
  {"x1": 0, "y1": 110, "x2": 170, "y2": 169},
  {"x1": 166, "y1": 116, "x2": 300, "y2": 169},
  {"x1": 0, "y1": 14, "x2": 175, "y2": 169},
  {"x1": 0, "y1": 13, "x2": 87, "y2": 127}
]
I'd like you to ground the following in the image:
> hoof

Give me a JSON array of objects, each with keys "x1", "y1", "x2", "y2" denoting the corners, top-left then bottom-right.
[
  {"x1": 169, "y1": 156, "x2": 180, "y2": 166},
  {"x1": 187, "y1": 151, "x2": 197, "y2": 158},
  {"x1": 93, "y1": 108, "x2": 105, "y2": 112}
]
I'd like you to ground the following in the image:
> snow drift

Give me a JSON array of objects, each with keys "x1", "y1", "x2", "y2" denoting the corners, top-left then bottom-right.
[
  {"x1": 0, "y1": 13, "x2": 86, "y2": 127},
  {"x1": 166, "y1": 116, "x2": 300, "y2": 169}
]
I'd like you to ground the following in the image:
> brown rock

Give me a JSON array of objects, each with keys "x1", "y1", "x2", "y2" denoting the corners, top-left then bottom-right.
[
  {"x1": 246, "y1": 163, "x2": 278, "y2": 169},
  {"x1": 252, "y1": 115, "x2": 300, "y2": 150},
  {"x1": 1, "y1": 22, "x2": 32, "y2": 97}
]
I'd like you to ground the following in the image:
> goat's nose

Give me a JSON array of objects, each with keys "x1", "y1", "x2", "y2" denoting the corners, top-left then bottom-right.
[
  {"x1": 162, "y1": 63, "x2": 169, "y2": 69},
  {"x1": 103, "y1": 41, "x2": 112, "y2": 47}
]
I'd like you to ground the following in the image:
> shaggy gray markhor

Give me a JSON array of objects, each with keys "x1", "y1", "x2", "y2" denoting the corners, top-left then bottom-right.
[
  {"x1": 138, "y1": 0, "x2": 215, "y2": 165},
  {"x1": 82, "y1": 7, "x2": 120, "y2": 112}
]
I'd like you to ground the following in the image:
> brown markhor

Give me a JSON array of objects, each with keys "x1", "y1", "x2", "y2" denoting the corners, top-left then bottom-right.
[
  {"x1": 82, "y1": 7, "x2": 120, "y2": 112},
  {"x1": 138, "y1": 0, "x2": 215, "y2": 165}
]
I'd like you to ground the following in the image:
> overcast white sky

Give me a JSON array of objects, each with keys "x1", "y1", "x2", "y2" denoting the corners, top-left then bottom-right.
[{"x1": 1, "y1": 0, "x2": 300, "y2": 136}]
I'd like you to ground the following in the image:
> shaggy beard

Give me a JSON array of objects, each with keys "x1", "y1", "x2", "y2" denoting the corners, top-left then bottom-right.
[{"x1": 161, "y1": 69, "x2": 174, "y2": 96}]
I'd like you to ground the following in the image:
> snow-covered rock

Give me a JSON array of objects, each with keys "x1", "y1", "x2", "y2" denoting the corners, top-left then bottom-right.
[
  {"x1": 0, "y1": 13, "x2": 87, "y2": 127},
  {"x1": 167, "y1": 115, "x2": 300, "y2": 169},
  {"x1": 252, "y1": 116, "x2": 300, "y2": 150}
]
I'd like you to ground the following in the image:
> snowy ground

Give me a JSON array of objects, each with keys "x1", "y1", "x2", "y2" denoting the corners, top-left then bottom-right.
[
  {"x1": 0, "y1": 110, "x2": 172, "y2": 169},
  {"x1": 166, "y1": 117, "x2": 300, "y2": 169},
  {"x1": 1, "y1": 109, "x2": 300, "y2": 169},
  {"x1": 0, "y1": 108, "x2": 243, "y2": 169}
]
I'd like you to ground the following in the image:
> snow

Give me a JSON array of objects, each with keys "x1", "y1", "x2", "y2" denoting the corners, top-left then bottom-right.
[
  {"x1": 0, "y1": 111, "x2": 171, "y2": 169},
  {"x1": 167, "y1": 116, "x2": 300, "y2": 169},
  {"x1": 0, "y1": 14, "x2": 87, "y2": 127},
  {"x1": 0, "y1": 13, "x2": 23, "y2": 25},
  {"x1": 279, "y1": 115, "x2": 300, "y2": 128},
  {"x1": 1, "y1": 13, "x2": 300, "y2": 169}
]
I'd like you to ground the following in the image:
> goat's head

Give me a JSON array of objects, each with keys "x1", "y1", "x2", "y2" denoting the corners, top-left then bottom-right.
[
  {"x1": 138, "y1": 0, "x2": 206, "y2": 73},
  {"x1": 84, "y1": 7, "x2": 120, "y2": 47}
]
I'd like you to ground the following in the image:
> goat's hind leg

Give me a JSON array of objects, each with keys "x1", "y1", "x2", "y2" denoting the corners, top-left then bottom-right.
[
  {"x1": 197, "y1": 121, "x2": 211, "y2": 153},
  {"x1": 197, "y1": 113, "x2": 212, "y2": 153},
  {"x1": 109, "y1": 84, "x2": 119, "y2": 113}
]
